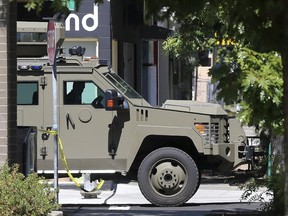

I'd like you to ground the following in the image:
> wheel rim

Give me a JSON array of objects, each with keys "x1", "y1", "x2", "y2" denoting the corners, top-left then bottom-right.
[{"x1": 149, "y1": 159, "x2": 187, "y2": 196}]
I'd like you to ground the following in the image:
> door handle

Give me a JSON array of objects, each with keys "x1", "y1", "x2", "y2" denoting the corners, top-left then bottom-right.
[{"x1": 66, "y1": 112, "x2": 75, "y2": 129}]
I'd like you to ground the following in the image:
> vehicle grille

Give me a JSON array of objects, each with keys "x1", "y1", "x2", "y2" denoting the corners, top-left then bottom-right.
[{"x1": 195, "y1": 122, "x2": 220, "y2": 144}]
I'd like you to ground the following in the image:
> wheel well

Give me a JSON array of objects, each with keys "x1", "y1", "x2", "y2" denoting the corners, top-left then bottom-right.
[{"x1": 128, "y1": 135, "x2": 201, "y2": 179}]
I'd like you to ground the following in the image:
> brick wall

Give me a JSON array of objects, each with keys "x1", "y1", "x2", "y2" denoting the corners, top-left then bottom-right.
[
  {"x1": 0, "y1": 0, "x2": 18, "y2": 168},
  {"x1": 196, "y1": 66, "x2": 211, "y2": 102},
  {"x1": 0, "y1": 0, "x2": 8, "y2": 167}
]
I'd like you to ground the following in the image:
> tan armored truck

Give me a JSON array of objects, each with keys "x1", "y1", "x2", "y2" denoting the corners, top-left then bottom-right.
[{"x1": 17, "y1": 21, "x2": 253, "y2": 206}]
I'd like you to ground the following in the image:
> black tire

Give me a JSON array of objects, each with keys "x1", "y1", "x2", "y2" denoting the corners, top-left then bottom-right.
[{"x1": 137, "y1": 147, "x2": 199, "y2": 206}]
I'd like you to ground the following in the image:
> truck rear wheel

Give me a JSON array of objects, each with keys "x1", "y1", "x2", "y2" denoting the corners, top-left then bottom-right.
[{"x1": 137, "y1": 147, "x2": 199, "y2": 206}]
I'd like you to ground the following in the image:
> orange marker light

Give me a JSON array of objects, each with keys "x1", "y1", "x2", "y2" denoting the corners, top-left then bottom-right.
[
  {"x1": 107, "y1": 99, "x2": 114, "y2": 108},
  {"x1": 195, "y1": 124, "x2": 205, "y2": 134}
]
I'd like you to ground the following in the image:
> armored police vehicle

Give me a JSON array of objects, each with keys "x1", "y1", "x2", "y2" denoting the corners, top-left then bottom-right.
[{"x1": 17, "y1": 21, "x2": 252, "y2": 206}]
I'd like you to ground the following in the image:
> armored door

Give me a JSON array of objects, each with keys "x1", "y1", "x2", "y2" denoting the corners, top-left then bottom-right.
[{"x1": 58, "y1": 73, "x2": 122, "y2": 172}]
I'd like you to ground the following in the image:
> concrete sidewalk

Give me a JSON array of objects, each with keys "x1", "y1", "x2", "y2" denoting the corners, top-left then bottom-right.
[{"x1": 58, "y1": 181, "x2": 271, "y2": 205}]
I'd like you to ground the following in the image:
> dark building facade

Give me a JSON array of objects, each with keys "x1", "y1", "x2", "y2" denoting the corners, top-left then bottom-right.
[
  {"x1": 17, "y1": 0, "x2": 177, "y2": 106},
  {"x1": 65, "y1": 0, "x2": 174, "y2": 105},
  {"x1": 64, "y1": 0, "x2": 111, "y2": 65}
]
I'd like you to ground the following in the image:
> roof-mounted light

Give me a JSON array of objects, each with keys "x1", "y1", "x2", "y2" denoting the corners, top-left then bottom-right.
[
  {"x1": 31, "y1": 65, "x2": 43, "y2": 70},
  {"x1": 18, "y1": 65, "x2": 30, "y2": 70},
  {"x1": 18, "y1": 64, "x2": 44, "y2": 71}
]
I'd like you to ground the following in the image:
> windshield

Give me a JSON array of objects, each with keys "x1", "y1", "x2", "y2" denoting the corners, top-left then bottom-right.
[{"x1": 104, "y1": 72, "x2": 142, "y2": 99}]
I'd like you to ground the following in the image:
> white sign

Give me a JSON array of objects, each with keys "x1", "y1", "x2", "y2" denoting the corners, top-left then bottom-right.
[{"x1": 65, "y1": 5, "x2": 98, "y2": 32}]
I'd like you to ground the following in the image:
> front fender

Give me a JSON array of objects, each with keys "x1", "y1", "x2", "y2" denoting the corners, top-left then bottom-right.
[{"x1": 125, "y1": 125, "x2": 203, "y2": 170}]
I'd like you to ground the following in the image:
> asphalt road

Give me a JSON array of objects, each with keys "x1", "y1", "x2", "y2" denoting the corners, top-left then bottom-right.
[{"x1": 61, "y1": 202, "x2": 263, "y2": 216}]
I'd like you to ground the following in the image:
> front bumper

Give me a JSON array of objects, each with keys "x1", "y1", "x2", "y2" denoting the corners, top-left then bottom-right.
[{"x1": 211, "y1": 141, "x2": 253, "y2": 171}]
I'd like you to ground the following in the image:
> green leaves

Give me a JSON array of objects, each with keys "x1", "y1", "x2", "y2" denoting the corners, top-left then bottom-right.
[
  {"x1": 240, "y1": 156, "x2": 285, "y2": 215},
  {"x1": 0, "y1": 163, "x2": 60, "y2": 216},
  {"x1": 23, "y1": 0, "x2": 44, "y2": 14},
  {"x1": 211, "y1": 46, "x2": 283, "y2": 134},
  {"x1": 158, "y1": 0, "x2": 285, "y2": 134},
  {"x1": 22, "y1": 0, "x2": 105, "y2": 14},
  {"x1": 162, "y1": 4, "x2": 219, "y2": 66}
]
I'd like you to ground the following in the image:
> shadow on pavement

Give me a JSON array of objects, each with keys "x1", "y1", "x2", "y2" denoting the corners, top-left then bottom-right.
[{"x1": 61, "y1": 202, "x2": 264, "y2": 216}]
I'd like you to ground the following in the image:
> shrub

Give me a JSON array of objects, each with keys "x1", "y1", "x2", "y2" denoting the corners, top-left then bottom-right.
[
  {"x1": 240, "y1": 158, "x2": 284, "y2": 216},
  {"x1": 0, "y1": 163, "x2": 60, "y2": 216}
]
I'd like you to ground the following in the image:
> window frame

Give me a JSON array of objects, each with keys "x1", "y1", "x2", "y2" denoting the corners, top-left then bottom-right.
[{"x1": 63, "y1": 80, "x2": 105, "y2": 108}]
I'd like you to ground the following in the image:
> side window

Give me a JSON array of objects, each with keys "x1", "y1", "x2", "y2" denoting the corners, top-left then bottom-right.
[
  {"x1": 17, "y1": 82, "x2": 38, "y2": 105},
  {"x1": 64, "y1": 81, "x2": 105, "y2": 108}
]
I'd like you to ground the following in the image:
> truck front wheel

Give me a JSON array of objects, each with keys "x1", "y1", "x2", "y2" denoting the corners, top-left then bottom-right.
[{"x1": 137, "y1": 147, "x2": 199, "y2": 206}]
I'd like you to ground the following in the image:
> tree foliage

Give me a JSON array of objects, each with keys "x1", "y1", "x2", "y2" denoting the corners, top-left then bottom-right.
[
  {"x1": 151, "y1": 0, "x2": 284, "y2": 134},
  {"x1": 19, "y1": 0, "x2": 104, "y2": 14},
  {"x1": 161, "y1": 2, "x2": 221, "y2": 63},
  {"x1": 211, "y1": 46, "x2": 283, "y2": 134},
  {"x1": 146, "y1": 0, "x2": 286, "y2": 53},
  {"x1": 240, "y1": 161, "x2": 284, "y2": 216}
]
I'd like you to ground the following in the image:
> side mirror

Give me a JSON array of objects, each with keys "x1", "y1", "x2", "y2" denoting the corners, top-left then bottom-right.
[{"x1": 105, "y1": 89, "x2": 129, "y2": 111}]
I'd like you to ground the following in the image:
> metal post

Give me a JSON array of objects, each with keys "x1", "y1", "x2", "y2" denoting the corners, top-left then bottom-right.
[
  {"x1": 47, "y1": 20, "x2": 59, "y2": 204},
  {"x1": 52, "y1": 61, "x2": 59, "y2": 203},
  {"x1": 268, "y1": 142, "x2": 272, "y2": 177}
]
